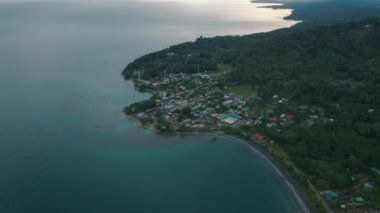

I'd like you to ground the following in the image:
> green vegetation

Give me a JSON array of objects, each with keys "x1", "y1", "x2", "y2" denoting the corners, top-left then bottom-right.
[
  {"x1": 265, "y1": 0, "x2": 380, "y2": 28},
  {"x1": 155, "y1": 118, "x2": 174, "y2": 133},
  {"x1": 228, "y1": 85, "x2": 255, "y2": 98},
  {"x1": 175, "y1": 107, "x2": 193, "y2": 120},
  {"x1": 123, "y1": 17, "x2": 380, "y2": 211},
  {"x1": 123, "y1": 97, "x2": 156, "y2": 114}
]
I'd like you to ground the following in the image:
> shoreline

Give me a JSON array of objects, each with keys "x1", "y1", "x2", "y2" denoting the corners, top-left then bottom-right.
[
  {"x1": 219, "y1": 133, "x2": 313, "y2": 213},
  {"x1": 125, "y1": 114, "x2": 313, "y2": 212},
  {"x1": 122, "y1": 1, "x2": 311, "y2": 211},
  {"x1": 183, "y1": 132, "x2": 313, "y2": 213}
]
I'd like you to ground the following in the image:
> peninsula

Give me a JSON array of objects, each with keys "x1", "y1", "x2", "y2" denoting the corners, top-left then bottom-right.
[{"x1": 122, "y1": 2, "x2": 380, "y2": 212}]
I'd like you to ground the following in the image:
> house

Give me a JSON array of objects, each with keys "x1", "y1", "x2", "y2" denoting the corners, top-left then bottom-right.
[
  {"x1": 370, "y1": 167, "x2": 380, "y2": 176},
  {"x1": 223, "y1": 100, "x2": 233, "y2": 106},
  {"x1": 281, "y1": 119, "x2": 294, "y2": 127},
  {"x1": 232, "y1": 95, "x2": 245, "y2": 104},
  {"x1": 191, "y1": 124, "x2": 205, "y2": 128},
  {"x1": 309, "y1": 115, "x2": 319, "y2": 120},
  {"x1": 216, "y1": 113, "x2": 242, "y2": 124},
  {"x1": 284, "y1": 112, "x2": 294, "y2": 120},
  {"x1": 254, "y1": 133, "x2": 266, "y2": 142},
  {"x1": 351, "y1": 197, "x2": 364, "y2": 203},
  {"x1": 136, "y1": 112, "x2": 147, "y2": 118},
  {"x1": 321, "y1": 191, "x2": 338, "y2": 201},
  {"x1": 163, "y1": 103, "x2": 175, "y2": 110},
  {"x1": 268, "y1": 117, "x2": 277, "y2": 123},
  {"x1": 363, "y1": 182, "x2": 374, "y2": 190}
]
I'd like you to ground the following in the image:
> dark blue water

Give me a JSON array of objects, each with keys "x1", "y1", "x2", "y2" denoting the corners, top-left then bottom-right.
[{"x1": 0, "y1": 1, "x2": 301, "y2": 212}]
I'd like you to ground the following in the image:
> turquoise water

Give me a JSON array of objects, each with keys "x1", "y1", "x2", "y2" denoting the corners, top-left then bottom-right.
[{"x1": 0, "y1": 1, "x2": 301, "y2": 212}]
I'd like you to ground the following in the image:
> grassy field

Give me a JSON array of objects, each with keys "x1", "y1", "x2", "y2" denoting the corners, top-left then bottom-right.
[{"x1": 228, "y1": 85, "x2": 255, "y2": 97}]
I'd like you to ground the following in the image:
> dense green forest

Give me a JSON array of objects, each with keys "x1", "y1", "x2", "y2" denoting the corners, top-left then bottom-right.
[
  {"x1": 123, "y1": 17, "x2": 380, "y2": 211},
  {"x1": 123, "y1": 18, "x2": 380, "y2": 167},
  {"x1": 264, "y1": 0, "x2": 380, "y2": 28}
]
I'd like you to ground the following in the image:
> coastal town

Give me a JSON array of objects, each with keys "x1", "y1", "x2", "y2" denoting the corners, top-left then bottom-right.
[
  {"x1": 124, "y1": 71, "x2": 380, "y2": 212},
  {"x1": 125, "y1": 71, "x2": 326, "y2": 136},
  {"x1": 3, "y1": 1, "x2": 380, "y2": 213}
]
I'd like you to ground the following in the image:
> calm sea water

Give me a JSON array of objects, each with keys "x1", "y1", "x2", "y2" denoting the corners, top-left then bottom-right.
[{"x1": 0, "y1": 1, "x2": 301, "y2": 212}]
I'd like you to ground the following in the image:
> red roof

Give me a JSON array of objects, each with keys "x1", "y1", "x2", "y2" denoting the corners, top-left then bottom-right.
[
  {"x1": 284, "y1": 112, "x2": 294, "y2": 120},
  {"x1": 269, "y1": 117, "x2": 277, "y2": 123},
  {"x1": 255, "y1": 133, "x2": 266, "y2": 142}
]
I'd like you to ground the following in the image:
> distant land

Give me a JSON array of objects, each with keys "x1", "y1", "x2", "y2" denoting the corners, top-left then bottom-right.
[
  {"x1": 257, "y1": 0, "x2": 380, "y2": 27},
  {"x1": 122, "y1": 0, "x2": 380, "y2": 212}
]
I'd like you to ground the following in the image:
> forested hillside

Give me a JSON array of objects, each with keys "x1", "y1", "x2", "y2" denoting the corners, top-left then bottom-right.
[
  {"x1": 123, "y1": 18, "x2": 380, "y2": 211},
  {"x1": 264, "y1": 0, "x2": 380, "y2": 27}
]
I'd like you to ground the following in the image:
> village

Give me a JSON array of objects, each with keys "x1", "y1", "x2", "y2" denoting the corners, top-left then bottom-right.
[
  {"x1": 124, "y1": 71, "x2": 380, "y2": 211},
  {"x1": 126, "y1": 71, "x2": 329, "y2": 141}
]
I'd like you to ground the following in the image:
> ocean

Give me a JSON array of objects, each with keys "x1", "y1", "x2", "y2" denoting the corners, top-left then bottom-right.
[{"x1": 0, "y1": 1, "x2": 301, "y2": 212}]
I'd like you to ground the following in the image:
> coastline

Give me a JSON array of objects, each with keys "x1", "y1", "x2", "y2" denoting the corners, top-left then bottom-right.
[
  {"x1": 221, "y1": 133, "x2": 313, "y2": 213},
  {"x1": 120, "y1": 2, "x2": 380, "y2": 212},
  {"x1": 125, "y1": 113, "x2": 313, "y2": 213},
  {"x1": 184, "y1": 131, "x2": 314, "y2": 213},
  {"x1": 121, "y1": 1, "x2": 312, "y2": 211}
]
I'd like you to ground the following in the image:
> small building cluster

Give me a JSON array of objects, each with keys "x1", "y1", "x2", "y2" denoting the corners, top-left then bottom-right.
[
  {"x1": 130, "y1": 72, "x2": 336, "y2": 139},
  {"x1": 133, "y1": 73, "x2": 255, "y2": 131},
  {"x1": 128, "y1": 72, "x2": 379, "y2": 211}
]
